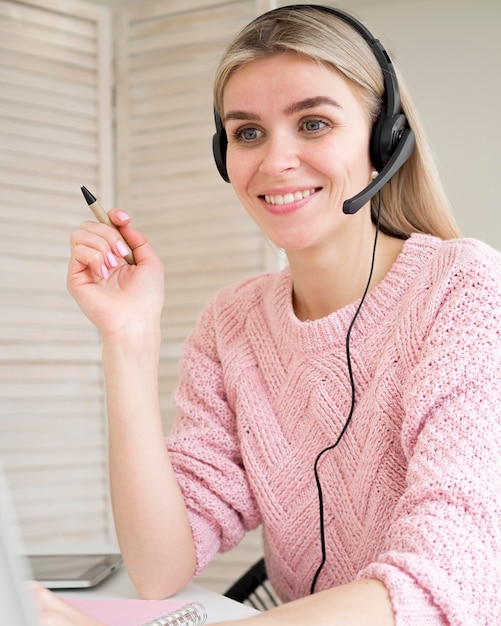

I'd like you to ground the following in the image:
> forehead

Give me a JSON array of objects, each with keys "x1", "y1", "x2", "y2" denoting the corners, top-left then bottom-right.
[{"x1": 222, "y1": 52, "x2": 366, "y2": 118}]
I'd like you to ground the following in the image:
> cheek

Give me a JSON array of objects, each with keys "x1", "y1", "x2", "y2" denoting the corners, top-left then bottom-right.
[
  {"x1": 226, "y1": 147, "x2": 253, "y2": 189},
  {"x1": 304, "y1": 139, "x2": 342, "y2": 168}
]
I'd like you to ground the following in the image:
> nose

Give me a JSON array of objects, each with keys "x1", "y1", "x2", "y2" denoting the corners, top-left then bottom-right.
[{"x1": 258, "y1": 131, "x2": 301, "y2": 177}]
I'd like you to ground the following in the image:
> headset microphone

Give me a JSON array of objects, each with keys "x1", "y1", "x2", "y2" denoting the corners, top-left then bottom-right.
[{"x1": 342, "y1": 128, "x2": 415, "y2": 214}]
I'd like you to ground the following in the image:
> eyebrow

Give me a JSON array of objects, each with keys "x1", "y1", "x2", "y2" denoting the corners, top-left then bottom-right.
[
  {"x1": 223, "y1": 96, "x2": 342, "y2": 123},
  {"x1": 285, "y1": 96, "x2": 342, "y2": 115}
]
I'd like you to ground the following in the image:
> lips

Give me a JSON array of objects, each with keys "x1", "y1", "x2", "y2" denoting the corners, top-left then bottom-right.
[{"x1": 262, "y1": 188, "x2": 319, "y2": 206}]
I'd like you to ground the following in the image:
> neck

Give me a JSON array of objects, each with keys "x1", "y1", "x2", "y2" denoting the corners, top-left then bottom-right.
[{"x1": 288, "y1": 228, "x2": 404, "y2": 322}]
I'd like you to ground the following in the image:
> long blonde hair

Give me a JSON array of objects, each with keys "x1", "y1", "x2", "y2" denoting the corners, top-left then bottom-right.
[{"x1": 213, "y1": 5, "x2": 460, "y2": 240}]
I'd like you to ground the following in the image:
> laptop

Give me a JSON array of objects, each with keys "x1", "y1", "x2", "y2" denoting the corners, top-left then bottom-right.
[{"x1": 0, "y1": 464, "x2": 40, "y2": 625}]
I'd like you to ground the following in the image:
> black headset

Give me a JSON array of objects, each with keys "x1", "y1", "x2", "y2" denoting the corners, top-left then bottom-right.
[{"x1": 212, "y1": 4, "x2": 415, "y2": 215}]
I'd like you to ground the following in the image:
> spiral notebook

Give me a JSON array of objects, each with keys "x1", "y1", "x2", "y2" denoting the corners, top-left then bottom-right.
[{"x1": 65, "y1": 597, "x2": 207, "y2": 626}]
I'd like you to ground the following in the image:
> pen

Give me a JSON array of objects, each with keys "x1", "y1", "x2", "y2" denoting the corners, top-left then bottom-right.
[{"x1": 80, "y1": 185, "x2": 135, "y2": 265}]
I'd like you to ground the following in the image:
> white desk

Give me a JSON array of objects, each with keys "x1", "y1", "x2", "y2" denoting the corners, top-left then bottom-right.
[{"x1": 58, "y1": 565, "x2": 260, "y2": 624}]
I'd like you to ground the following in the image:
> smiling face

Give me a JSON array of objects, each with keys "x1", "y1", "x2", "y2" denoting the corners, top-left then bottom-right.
[{"x1": 222, "y1": 52, "x2": 375, "y2": 253}]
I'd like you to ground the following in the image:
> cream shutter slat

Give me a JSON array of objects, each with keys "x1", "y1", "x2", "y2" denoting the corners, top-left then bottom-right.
[
  {"x1": 116, "y1": 0, "x2": 277, "y2": 594},
  {"x1": 116, "y1": 0, "x2": 264, "y2": 429},
  {"x1": 0, "y1": 0, "x2": 115, "y2": 549}
]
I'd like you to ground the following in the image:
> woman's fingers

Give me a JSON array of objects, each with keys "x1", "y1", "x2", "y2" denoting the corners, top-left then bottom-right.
[
  {"x1": 69, "y1": 221, "x2": 136, "y2": 283},
  {"x1": 108, "y1": 208, "x2": 131, "y2": 226},
  {"x1": 70, "y1": 214, "x2": 154, "y2": 274},
  {"x1": 107, "y1": 211, "x2": 154, "y2": 265},
  {"x1": 71, "y1": 221, "x2": 131, "y2": 261},
  {"x1": 32, "y1": 583, "x2": 104, "y2": 626}
]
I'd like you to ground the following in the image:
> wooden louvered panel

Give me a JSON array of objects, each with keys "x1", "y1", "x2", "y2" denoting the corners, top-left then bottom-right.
[
  {"x1": 0, "y1": 360, "x2": 108, "y2": 545},
  {"x1": 0, "y1": 0, "x2": 114, "y2": 549}
]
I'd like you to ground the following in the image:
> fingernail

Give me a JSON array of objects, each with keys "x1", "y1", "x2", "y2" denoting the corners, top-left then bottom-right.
[
  {"x1": 106, "y1": 251, "x2": 118, "y2": 267},
  {"x1": 116, "y1": 210, "x2": 130, "y2": 222},
  {"x1": 101, "y1": 264, "x2": 109, "y2": 279},
  {"x1": 116, "y1": 241, "x2": 129, "y2": 257}
]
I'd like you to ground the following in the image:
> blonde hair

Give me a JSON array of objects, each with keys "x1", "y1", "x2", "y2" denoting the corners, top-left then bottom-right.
[{"x1": 213, "y1": 6, "x2": 460, "y2": 240}]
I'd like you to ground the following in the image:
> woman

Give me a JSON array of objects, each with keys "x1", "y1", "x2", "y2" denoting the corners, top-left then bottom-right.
[{"x1": 38, "y1": 5, "x2": 501, "y2": 625}]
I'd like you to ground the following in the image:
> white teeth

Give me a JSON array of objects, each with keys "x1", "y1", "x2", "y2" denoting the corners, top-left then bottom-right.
[{"x1": 264, "y1": 188, "x2": 316, "y2": 205}]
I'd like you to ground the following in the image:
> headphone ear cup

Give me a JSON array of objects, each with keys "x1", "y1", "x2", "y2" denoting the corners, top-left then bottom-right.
[
  {"x1": 212, "y1": 110, "x2": 230, "y2": 183},
  {"x1": 370, "y1": 112, "x2": 408, "y2": 172}
]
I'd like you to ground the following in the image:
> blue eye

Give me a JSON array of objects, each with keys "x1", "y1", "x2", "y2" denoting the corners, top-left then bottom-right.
[
  {"x1": 234, "y1": 127, "x2": 262, "y2": 143},
  {"x1": 303, "y1": 119, "x2": 327, "y2": 132}
]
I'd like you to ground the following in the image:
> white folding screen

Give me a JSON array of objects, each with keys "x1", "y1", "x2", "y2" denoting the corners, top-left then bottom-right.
[{"x1": 0, "y1": 0, "x2": 114, "y2": 547}]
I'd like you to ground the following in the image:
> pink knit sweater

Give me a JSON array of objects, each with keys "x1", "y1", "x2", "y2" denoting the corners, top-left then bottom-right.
[{"x1": 167, "y1": 233, "x2": 501, "y2": 625}]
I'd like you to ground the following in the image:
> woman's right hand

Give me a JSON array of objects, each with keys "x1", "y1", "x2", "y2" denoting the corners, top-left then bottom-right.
[{"x1": 67, "y1": 209, "x2": 165, "y2": 339}]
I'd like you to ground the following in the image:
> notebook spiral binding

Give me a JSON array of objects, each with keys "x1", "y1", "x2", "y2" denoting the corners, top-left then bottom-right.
[{"x1": 141, "y1": 601, "x2": 207, "y2": 626}]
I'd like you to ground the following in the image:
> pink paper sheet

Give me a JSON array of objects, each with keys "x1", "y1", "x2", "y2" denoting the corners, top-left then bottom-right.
[{"x1": 64, "y1": 597, "x2": 187, "y2": 626}]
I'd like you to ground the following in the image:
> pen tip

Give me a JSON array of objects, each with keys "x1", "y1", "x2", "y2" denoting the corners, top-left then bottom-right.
[{"x1": 80, "y1": 185, "x2": 96, "y2": 205}]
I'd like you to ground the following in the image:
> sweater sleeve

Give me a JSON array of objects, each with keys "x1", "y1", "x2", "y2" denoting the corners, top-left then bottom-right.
[
  {"x1": 358, "y1": 244, "x2": 501, "y2": 625},
  {"x1": 166, "y1": 294, "x2": 262, "y2": 576}
]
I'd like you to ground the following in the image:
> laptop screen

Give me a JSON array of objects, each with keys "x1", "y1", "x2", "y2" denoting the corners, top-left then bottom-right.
[{"x1": 0, "y1": 463, "x2": 40, "y2": 625}]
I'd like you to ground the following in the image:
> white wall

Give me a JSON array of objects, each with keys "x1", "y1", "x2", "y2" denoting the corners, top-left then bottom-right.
[{"x1": 341, "y1": 0, "x2": 501, "y2": 248}]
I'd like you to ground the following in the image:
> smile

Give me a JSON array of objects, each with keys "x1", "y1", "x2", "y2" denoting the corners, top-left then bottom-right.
[{"x1": 263, "y1": 188, "x2": 318, "y2": 206}]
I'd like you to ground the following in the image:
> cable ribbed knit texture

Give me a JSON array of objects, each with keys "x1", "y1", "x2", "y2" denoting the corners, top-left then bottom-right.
[{"x1": 167, "y1": 234, "x2": 501, "y2": 625}]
